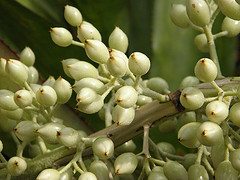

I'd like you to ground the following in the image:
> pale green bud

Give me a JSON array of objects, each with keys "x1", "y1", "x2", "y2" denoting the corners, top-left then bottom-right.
[
  {"x1": 78, "y1": 172, "x2": 97, "y2": 180},
  {"x1": 61, "y1": 58, "x2": 79, "y2": 78},
  {"x1": 7, "y1": 156, "x2": 27, "y2": 176},
  {"x1": 36, "y1": 86, "x2": 57, "y2": 107},
  {"x1": 14, "y1": 89, "x2": 32, "y2": 108},
  {"x1": 50, "y1": 27, "x2": 73, "y2": 47},
  {"x1": 89, "y1": 160, "x2": 109, "y2": 180},
  {"x1": 77, "y1": 21, "x2": 102, "y2": 42},
  {"x1": 57, "y1": 127, "x2": 80, "y2": 147},
  {"x1": 20, "y1": 46, "x2": 35, "y2": 66},
  {"x1": 170, "y1": 4, "x2": 190, "y2": 28},
  {"x1": 147, "y1": 77, "x2": 169, "y2": 94},
  {"x1": 128, "y1": 52, "x2": 150, "y2": 75},
  {"x1": 43, "y1": 75, "x2": 55, "y2": 87},
  {"x1": 194, "y1": 34, "x2": 209, "y2": 53},
  {"x1": 72, "y1": 78, "x2": 104, "y2": 93},
  {"x1": 107, "y1": 55, "x2": 127, "y2": 77},
  {"x1": 109, "y1": 27, "x2": 128, "y2": 53},
  {"x1": 92, "y1": 137, "x2": 114, "y2": 160},
  {"x1": 27, "y1": 66, "x2": 39, "y2": 83},
  {"x1": 1, "y1": 108, "x2": 23, "y2": 120},
  {"x1": 222, "y1": 17, "x2": 240, "y2": 37},
  {"x1": 112, "y1": 105, "x2": 135, "y2": 126},
  {"x1": 14, "y1": 121, "x2": 39, "y2": 142},
  {"x1": 115, "y1": 86, "x2": 138, "y2": 108},
  {"x1": 36, "y1": 169, "x2": 60, "y2": 180},
  {"x1": 0, "y1": 89, "x2": 18, "y2": 110},
  {"x1": 76, "y1": 87, "x2": 97, "y2": 105},
  {"x1": 64, "y1": 5, "x2": 82, "y2": 27}
]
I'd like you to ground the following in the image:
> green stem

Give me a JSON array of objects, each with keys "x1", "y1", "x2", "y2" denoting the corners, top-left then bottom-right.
[
  {"x1": 71, "y1": 40, "x2": 85, "y2": 47},
  {"x1": 0, "y1": 153, "x2": 7, "y2": 163},
  {"x1": 214, "y1": 31, "x2": 228, "y2": 39},
  {"x1": 150, "y1": 157, "x2": 165, "y2": 166},
  {"x1": 195, "y1": 145, "x2": 204, "y2": 164},
  {"x1": 202, "y1": 155, "x2": 214, "y2": 176}
]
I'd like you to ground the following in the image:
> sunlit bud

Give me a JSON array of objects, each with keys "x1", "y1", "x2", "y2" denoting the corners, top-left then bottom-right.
[
  {"x1": 72, "y1": 77, "x2": 104, "y2": 93},
  {"x1": 36, "y1": 169, "x2": 60, "y2": 180},
  {"x1": 222, "y1": 17, "x2": 240, "y2": 37},
  {"x1": 52, "y1": 76, "x2": 72, "y2": 104},
  {"x1": 84, "y1": 39, "x2": 110, "y2": 64},
  {"x1": 76, "y1": 87, "x2": 97, "y2": 105},
  {"x1": 20, "y1": 46, "x2": 35, "y2": 66},
  {"x1": 57, "y1": 127, "x2": 80, "y2": 147},
  {"x1": 128, "y1": 52, "x2": 150, "y2": 75},
  {"x1": 114, "y1": 152, "x2": 138, "y2": 175},
  {"x1": 109, "y1": 26, "x2": 128, "y2": 53},
  {"x1": 1, "y1": 108, "x2": 23, "y2": 120},
  {"x1": 0, "y1": 89, "x2": 18, "y2": 110},
  {"x1": 112, "y1": 105, "x2": 135, "y2": 126},
  {"x1": 14, "y1": 121, "x2": 39, "y2": 142},
  {"x1": 170, "y1": 4, "x2": 190, "y2": 28},
  {"x1": 67, "y1": 61, "x2": 98, "y2": 81},
  {"x1": 147, "y1": 77, "x2": 169, "y2": 94},
  {"x1": 77, "y1": 21, "x2": 102, "y2": 42},
  {"x1": 36, "y1": 122, "x2": 65, "y2": 144},
  {"x1": 36, "y1": 86, "x2": 57, "y2": 107},
  {"x1": 50, "y1": 27, "x2": 73, "y2": 47},
  {"x1": 64, "y1": 5, "x2": 82, "y2": 27},
  {"x1": 43, "y1": 75, "x2": 55, "y2": 87},
  {"x1": 27, "y1": 66, "x2": 39, "y2": 83},
  {"x1": 61, "y1": 58, "x2": 79, "y2": 78},
  {"x1": 92, "y1": 137, "x2": 114, "y2": 160},
  {"x1": 7, "y1": 156, "x2": 27, "y2": 176},
  {"x1": 107, "y1": 55, "x2": 127, "y2": 77},
  {"x1": 75, "y1": 95, "x2": 104, "y2": 114},
  {"x1": 115, "y1": 86, "x2": 138, "y2": 108},
  {"x1": 5, "y1": 59, "x2": 28, "y2": 85}
]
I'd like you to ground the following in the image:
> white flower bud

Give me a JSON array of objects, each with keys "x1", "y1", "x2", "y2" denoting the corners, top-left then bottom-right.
[
  {"x1": 0, "y1": 89, "x2": 18, "y2": 110},
  {"x1": 36, "y1": 169, "x2": 60, "y2": 180},
  {"x1": 50, "y1": 27, "x2": 73, "y2": 47},
  {"x1": 76, "y1": 87, "x2": 97, "y2": 105},
  {"x1": 115, "y1": 86, "x2": 138, "y2": 108},
  {"x1": 170, "y1": 4, "x2": 190, "y2": 28},
  {"x1": 14, "y1": 90, "x2": 32, "y2": 108},
  {"x1": 14, "y1": 121, "x2": 39, "y2": 142},
  {"x1": 61, "y1": 58, "x2": 79, "y2": 78},
  {"x1": 114, "y1": 152, "x2": 138, "y2": 175},
  {"x1": 52, "y1": 76, "x2": 72, "y2": 104},
  {"x1": 20, "y1": 46, "x2": 35, "y2": 66},
  {"x1": 107, "y1": 55, "x2": 127, "y2": 77},
  {"x1": 109, "y1": 27, "x2": 128, "y2": 53},
  {"x1": 222, "y1": 17, "x2": 240, "y2": 37},
  {"x1": 92, "y1": 137, "x2": 114, "y2": 160},
  {"x1": 72, "y1": 77, "x2": 104, "y2": 93},
  {"x1": 36, "y1": 86, "x2": 57, "y2": 107},
  {"x1": 77, "y1": 21, "x2": 102, "y2": 42},
  {"x1": 75, "y1": 95, "x2": 104, "y2": 114},
  {"x1": 78, "y1": 172, "x2": 97, "y2": 180},
  {"x1": 64, "y1": 5, "x2": 82, "y2": 27},
  {"x1": 128, "y1": 52, "x2": 150, "y2": 75},
  {"x1": 1, "y1": 108, "x2": 23, "y2": 120},
  {"x1": 180, "y1": 87, "x2": 204, "y2": 110},
  {"x1": 84, "y1": 39, "x2": 110, "y2": 64},
  {"x1": 36, "y1": 122, "x2": 65, "y2": 144},
  {"x1": 5, "y1": 59, "x2": 28, "y2": 85},
  {"x1": 43, "y1": 76, "x2": 55, "y2": 87},
  {"x1": 112, "y1": 105, "x2": 135, "y2": 125},
  {"x1": 206, "y1": 100, "x2": 229, "y2": 124},
  {"x1": 27, "y1": 66, "x2": 39, "y2": 83},
  {"x1": 0, "y1": 58, "x2": 6, "y2": 76},
  {"x1": 147, "y1": 77, "x2": 169, "y2": 94},
  {"x1": 197, "y1": 121, "x2": 223, "y2": 146},
  {"x1": 7, "y1": 156, "x2": 27, "y2": 176},
  {"x1": 30, "y1": 83, "x2": 41, "y2": 93},
  {"x1": 194, "y1": 34, "x2": 209, "y2": 53},
  {"x1": 194, "y1": 58, "x2": 217, "y2": 82},
  {"x1": 57, "y1": 127, "x2": 80, "y2": 147},
  {"x1": 66, "y1": 61, "x2": 98, "y2": 81},
  {"x1": 186, "y1": 0, "x2": 210, "y2": 27}
]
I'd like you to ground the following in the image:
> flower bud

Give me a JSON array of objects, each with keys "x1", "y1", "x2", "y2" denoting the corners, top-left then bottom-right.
[
  {"x1": 107, "y1": 55, "x2": 127, "y2": 77},
  {"x1": 0, "y1": 89, "x2": 18, "y2": 110},
  {"x1": 206, "y1": 100, "x2": 229, "y2": 124},
  {"x1": 188, "y1": 164, "x2": 209, "y2": 180},
  {"x1": 222, "y1": 17, "x2": 240, "y2": 37},
  {"x1": 84, "y1": 39, "x2": 110, "y2": 64},
  {"x1": 218, "y1": 0, "x2": 240, "y2": 20},
  {"x1": 114, "y1": 152, "x2": 138, "y2": 175},
  {"x1": 109, "y1": 27, "x2": 128, "y2": 53},
  {"x1": 180, "y1": 87, "x2": 204, "y2": 110},
  {"x1": 89, "y1": 160, "x2": 109, "y2": 180},
  {"x1": 215, "y1": 160, "x2": 238, "y2": 180},
  {"x1": 194, "y1": 58, "x2": 217, "y2": 83},
  {"x1": 0, "y1": 140, "x2": 3, "y2": 153},
  {"x1": 1, "y1": 108, "x2": 23, "y2": 120},
  {"x1": 43, "y1": 75, "x2": 55, "y2": 87},
  {"x1": 197, "y1": 121, "x2": 223, "y2": 146},
  {"x1": 76, "y1": 87, "x2": 97, "y2": 105},
  {"x1": 64, "y1": 5, "x2": 82, "y2": 27},
  {"x1": 186, "y1": 0, "x2": 210, "y2": 27},
  {"x1": 50, "y1": 27, "x2": 73, "y2": 47},
  {"x1": 229, "y1": 103, "x2": 240, "y2": 127},
  {"x1": 5, "y1": 59, "x2": 28, "y2": 85},
  {"x1": 36, "y1": 122, "x2": 65, "y2": 144},
  {"x1": 194, "y1": 34, "x2": 209, "y2": 53},
  {"x1": 115, "y1": 86, "x2": 138, "y2": 108},
  {"x1": 52, "y1": 76, "x2": 72, "y2": 104},
  {"x1": 78, "y1": 172, "x2": 97, "y2": 180},
  {"x1": 170, "y1": 4, "x2": 190, "y2": 28},
  {"x1": 136, "y1": 95, "x2": 152, "y2": 106},
  {"x1": 36, "y1": 169, "x2": 60, "y2": 180},
  {"x1": 230, "y1": 149, "x2": 240, "y2": 171},
  {"x1": 147, "y1": 77, "x2": 169, "y2": 94},
  {"x1": 115, "y1": 140, "x2": 136, "y2": 154},
  {"x1": 7, "y1": 156, "x2": 27, "y2": 176},
  {"x1": 72, "y1": 78, "x2": 104, "y2": 93},
  {"x1": 0, "y1": 58, "x2": 6, "y2": 76},
  {"x1": 75, "y1": 95, "x2": 104, "y2": 114},
  {"x1": 163, "y1": 160, "x2": 188, "y2": 180},
  {"x1": 61, "y1": 58, "x2": 79, "y2": 78},
  {"x1": 92, "y1": 137, "x2": 114, "y2": 160},
  {"x1": 27, "y1": 66, "x2": 39, "y2": 83},
  {"x1": 66, "y1": 61, "x2": 98, "y2": 81},
  {"x1": 14, "y1": 89, "x2": 32, "y2": 108},
  {"x1": 77, "y1": 21, "x2": 102, "y2": 42},
  {"x1": 112, "y1": 105, "x2": 135, "y2": 125},
  {"x1": 20, "y1": 46, "x2": 35, "y2": 66},
  {"x1": 14, "y1": 121, "x2": 39, "y2": 142},
  {"x1": 179, "y1": 76, "x2": 200, "y2": 89},
  {"x1": 57, "y1": 127, "x2": 80, "y2": 147},
  {"x1": 128, "y1": 52, "x2": 150, "y2": 75},
  {"x1": 36, "y1": 86, "x2": 57, "y2": 107},
  {"x1": 178, "y1": 122, "x2": 201, "y2": 148}
]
